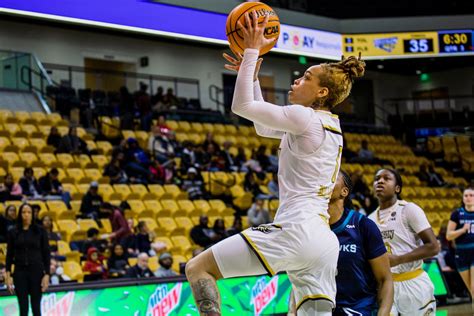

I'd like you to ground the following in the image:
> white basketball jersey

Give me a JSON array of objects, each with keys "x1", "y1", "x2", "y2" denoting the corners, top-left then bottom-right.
[
  {"x1": 368, "y1": 200, "x2": 432, "y2": 274},
  {"x1": 276, "y1": 111, "x2": 343, "y2": 222}
]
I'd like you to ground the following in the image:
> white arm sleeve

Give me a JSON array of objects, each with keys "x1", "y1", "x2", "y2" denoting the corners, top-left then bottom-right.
[
  {"x1": 405, "y1": 203, "x2": 432, "y2": 234},
  {"x1": 253, "y1": 81, "x2": 284, "y2": 139},
  {"x1": 231, "y1": 49, "x2": 313, "y2": 135}
]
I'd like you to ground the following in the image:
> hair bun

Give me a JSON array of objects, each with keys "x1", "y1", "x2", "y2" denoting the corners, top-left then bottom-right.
[{"x1": 341, "y1": 56, "x2": 366, "y2": 79}]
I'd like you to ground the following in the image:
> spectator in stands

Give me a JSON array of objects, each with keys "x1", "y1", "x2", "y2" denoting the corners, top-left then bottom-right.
[
  {"x1": 103, "y1": 151, "x2": 128, "y2": 184},
  {"x1": 46, "y1": 126, "x2": 62, "y2": 149},
  {"x1": 242, "y1": 152, "x2": 263, "y2": 174},
  {"x1": 135, "y1": 82, "x2": 152, "y2": 131},
  {"x1": 128, "y1": 221, "x2": 165, "y2": 257},
  {"x1": 41, "y1": 215, "x2": 61, "y2": 259},
  {"x1": 427, "y1": 165, "x2": 446, "y2": 187},
  {"x1": 31, "y1": 205, "x2": 42, "y2": 226},
  {"x1": 161, "y1": 88, "x2": 180, "y2": 110},
  {"x1": 235, "y1": 147, "x2": 248, "y2": 170},
  {"x1": 357, "y1": 140, "x2": 374, "y2": 162},
  {"x1": 268, "y1": 173, "x2": 279, "y2": 198},
  {"x1": 213, "y1": 219, "x2": 228, "y2": 242},
  {"x1": 205, "y1": 143, "x2": 226, "y2": 171},
  {"x1": 226, "y1": 217, "x2": 243, "y2": 236},
  {"x1": 107, "y1": 244, "x2": 129, "y2": 278},
  {"x1": 350, "y1": 171, "x2": 370, "y2": 201},
  {"x1": 156, "y1": 115, "x2": 171, "y2": 134},
  {"x1": 38, "y1": 168, "x2": 72, "y2": 209},
  {"x1": 202, "y1": 132, "x2": 220, "y2": 152},
  {"x1": 148, "y1": 125, "x2": 175, "y2": 164},
  {"x1": 268, "y1": 146, "x2": 279, "y2": 172},
  {"x1": 124, "y1": 138, "x2": 152, "y2": 183},
  {"x1": 256, "y1": 145, "x2": 271, "y2": 171},
  {"x1": 181, "y1": 167, "x2": 205, "y2": 200},
  {"x1": 0, "y1": 173, "x2": 23, "y2": 202},
  {"x1": 148, "y1": 159, "x2": 166, "y2": 184},
  {"x1": 154, "y1": 252, "x2": 178, "y2": 278},
  {"x1": 0, "y1": 263, "x2": 6, "y2": 290},
  {"x1": 100, "y1": 202, "x2": 132, "y2": 245},
  {"x1": 118, "y1": 86, "x2": 135, "y2": 130},
  {"x1": 220, "y1": 141, "x2": 236, "y2": 171},
  {"x1": 247, "y1": 197, "x2": 272, "y2": 227},
  {"x1": 57, "y1": 127, "x2": 89, "y2": 155},
  {"x1": 243, "y1": 171, "x2": 268, "y2": 199},
  {"x1": 151, "y1": 86, "x2": 164, "y2": 108},
  {"x1": 126, "y1": 252, "x2": 153, "y2": 278},
  {"x1": 83, "y1": 247, "x2": 107, "y2": 280},
  {"x1": 79, "y1": 182, "x2": 103, "y2": 221},
  {"x1": 181, "y1": 141, "x2": 196, "y2": 171},
  {"x1": 190, "y1": 215, "x2": 220, "y2": 248},
  {"x1": 19, "y1": 167, "x2": 41, "y2": 199},
  {"x1": 0, "y1": 205, "x2": 17, "y2": 243},
  {"x1": 81, "y1": 228, "x2": 107, "y2": 256},
  {"x1": 49, "y1": 259, "x2": 71, "y2": 285}
]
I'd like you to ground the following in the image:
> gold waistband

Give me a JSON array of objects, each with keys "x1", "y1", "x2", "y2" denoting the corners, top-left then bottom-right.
[{"x1": 392, "y1": 268, "x2": 423, "y2": 282}]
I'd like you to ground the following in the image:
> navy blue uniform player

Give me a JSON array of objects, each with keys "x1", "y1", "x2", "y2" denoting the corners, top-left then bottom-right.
[
  {"x1": 289, "y1": 171, "x2": 393, "y2": 316},
  {"x1": 447, "y1": 187, "x2": 474, "y2": 296}
]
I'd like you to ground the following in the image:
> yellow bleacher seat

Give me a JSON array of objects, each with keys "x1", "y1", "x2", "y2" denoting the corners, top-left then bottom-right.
[
  {"x1": 0, "y1": 136, "x2": 10, "y2": 149},
  {"x1": 154, "y1": 236, "x2": 174, "y2": 250},
  {"x1": 70, "y1": 200, "x2": 82, "y2": 215},
  {"x1": 175, "y1": 132, "x2": 189, "y2": 143},
  {"x1": 0, "y1": 110, "x2": 13, "y2": 122},
  {"x1": 31, "y1": 112, "x2": 47, "y2": 122},
  {"x1": 91, "y1": 155, "x2": 108, "y2": 169},
  {"x1": 11, "y1": 137, "x2": 29, "y2": 150},
  {"x1": 78, "y1": 219, "x2": 99, "y2": 232},
  {"x1": 175, "y1": 217, "x2": 193, "y2": 232},
  {"x1": 202, "y1": 123, "x2": 214, "y2": 134},
  {"x1": 149, "y1": 256, "x2": 159, "y2": 272},
  {"x1": 172, "y1": 255, "x2": 187, "y2": 273},
  {"x1": 160, "y1": 199, "x2": 181, "y2": 216},
  {"x1": 10, "y1": 167, "x2": 24, "y2": 181},
  {"x1": 113, "y1": 184, "x2": 131, "y2": 198},
  {"x1": 2, "y1": 152, "x2": 20, "y2": 165},
  {"x1": 193, "y1": 199, "x2": 211, "y2": 214},
  {"x1": 143, "y1": 200, "x2": 163, "y2": 216},
  {"x1": 29, "y1": 138, "x2": 47, "y2": 150},
  {"x1": 57, "y1": 153, "x2": 74, "y2": 167},
  {"x1": 38, "y1": 153, "x2": 57, "y2": 167},
  {"x1": 67, "y1": 168, "x2": 85, "y2": 182},
  {"x1": 84, "y1": 169, "x2": 101, "y2": 181},
  {"x1": 166, "y1": 120, "x2": 179, "y2": 130},
  {"x1": 157, "y1": 217, "x2": 178, "y2": 233},
  {"x1": 213, "y1": 124, "x2": 226, "y2": 134},
  {"x1": 190, "y1": 122, "x2": 204, "y2": 133},
  {"x1": 163, "y1": 184, "x2": 185, "y2": 199},
  {"x1": 140, "y1": 217, "x2": 158, "y2": 231},
  {"x1": 225, "y1": 125, "x2": 238, "y2": 135},
  {"x1": 75, "y1": 154, "x2": 91, "y2": 168},
  {"x1": 238, "y1": 126, "x2": 252, "y2": 136},
  {"x1": 122, "y1": 130, "x2": 136, "y2": 140},
  {"x1": 177, "y1": 121, "x2": 191, "y2": 132},
  {"x1": 86, "y1": 140, "x2": 97, "y2": 151},
  {"x1": 224, "y1": 216, "x2": 235, "y2": 228},
  {"x1": 148, "y1": 184, "x2": 165, "y2": 199},
  {"x1": 129, "y1": 184, "x2": 148, "y2": 197},
  {"x1": 177, "y1": 200, "x2": 195, "y2": 215},
  {"x1": 63, "y1": 261, "x2": 84, "y2": 282},
  {"x1": 4, "y1": 123, "x2": 20, "y2": 134},
  {"x1": 57, "y1": 240, "x2": 72, "y2": 256},
  {"x1": 46, "y1": 200, "x2": 68, "y2": 215},
  {"x1": 128, "y1": 200, "x2": 146, "y2": 215},
  {"x1": 21, "y1": 124, "x2": 38, "y2": 136},
  {"x1": 96, "y1": 141, "x2": 113, "y2": 155},
  {"x1": 134, "y1": 131, "x2": 149, "y2": 149},
  {"x1": 57, "y1": 219, "x2": 78, "y2": 242},
  {"x1": 171, "y1": 236, "x2": 192, "y2": 252},
  {"x1": 100, "y1": 219, "x2": 112, "y2": 234}
]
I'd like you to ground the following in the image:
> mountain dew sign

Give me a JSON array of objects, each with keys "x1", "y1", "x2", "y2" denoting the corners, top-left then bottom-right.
[{"x1": 0, "y1": 275, "x2": 292, "y2": 315}]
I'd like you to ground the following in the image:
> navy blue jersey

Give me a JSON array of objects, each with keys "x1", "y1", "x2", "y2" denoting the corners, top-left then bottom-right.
[
  {"x1": 331, "y1": 209, "x2": 386, "y2": 312},
  {"x1": 450, "y1": 207, "x2": 474, "y2": 249}
]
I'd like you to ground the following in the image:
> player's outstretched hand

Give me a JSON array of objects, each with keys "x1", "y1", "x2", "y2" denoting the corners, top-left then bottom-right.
[
  {"x1": 237, "y1": 11, "x2": 277, "y2": 52},
  {"x1": 223, "y1": 52, "x2": 263, "y2": 81}
]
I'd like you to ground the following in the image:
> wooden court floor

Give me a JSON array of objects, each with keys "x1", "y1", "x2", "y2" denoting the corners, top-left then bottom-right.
[{"x1": 438, "y1": 303, "x2": 473, "y2": 315}]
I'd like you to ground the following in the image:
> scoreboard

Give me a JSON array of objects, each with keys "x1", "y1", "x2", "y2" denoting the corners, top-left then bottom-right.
[{"x1": 343, "y1": 30, "x2": 474, "y2": 59}]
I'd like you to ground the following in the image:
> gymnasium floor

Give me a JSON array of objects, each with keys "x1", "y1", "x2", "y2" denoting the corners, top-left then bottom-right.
[{"x1": 438, "y1": 303, "x2": 473, "y2": 315}]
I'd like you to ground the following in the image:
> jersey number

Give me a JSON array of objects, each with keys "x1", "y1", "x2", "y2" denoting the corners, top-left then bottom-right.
[{"x1": 332, "y1": 145, "x2": 343, "y2": 183}]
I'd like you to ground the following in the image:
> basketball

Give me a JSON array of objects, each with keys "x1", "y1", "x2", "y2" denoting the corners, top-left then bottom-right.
[{"x1": 226, "y1": 2, "x2": 280, "y2": 56}]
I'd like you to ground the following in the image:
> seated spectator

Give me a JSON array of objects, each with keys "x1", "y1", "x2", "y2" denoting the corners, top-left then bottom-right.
[
  {"x1": 0, "y1": 205, "x2": 17, "y2": 242},
  {"x1": 148, "y1": 159, "x2": 166, "y2": 184},
  {"x1": 19, "y1": 167, "x2": 41, "y2": 199},
  {"x1": 242, "y1": 152, "x2": 263, "y2": 173},
  {"x1": 151, "y1": 87, "x2": 164, "y2": 111},
  {"x1": 79, "y1": 182, "x2": 103, "y2": 221},
  {"x1": 220, "y1": 141, "x2": 237, "y2": 171},
  {"x1": 350, "y1": 171, "x2": 369, "y2": 200},
  {"x1": 80, "y1": 227, "x2": 107, "y2": 256},
  {"x1": 427, "y1": 165, "x2": 446, "y2": 187},
  {"x1": 49, "y1": 259, "x2": 71, "y2": 285},
  {"x1": 0, "y1": 263, "x2": 6, "y2": 290},
  {"x1": 358, "y1": 140, "x2": 374, "y2": 161},
  {"x1": 107, "y1": 244, "x2": 130, "y2": 278},
  {"x1": 38, "y1": 168, "x2": 72, "y2": 209},
  {"x1": 181, "y1": 168, "x2": 205, "y2": 200},
  {"x1": 268, "y1": 146, "x2": 279, "y2": 172},
  {"x1": 148, "y1": 126, "x2": 175, "y2": 164},
  {"x1": 226, "y1": 217, "x2": 243, "y2": 236},
  {"x1": 100, "y1": 202, "x2": 132, "y2": 245},
  {"x1": 126, "y1": 252, "x2": 153, "y2": 278},
  {"x1": 190, "y1": 215, "x2": 220, "y2": 248},
  {"x1": 213, "y1": 219, "x2": 228, "y2": 242},
  {"x1": 42, "y1": 215, "x2": 62, "y2": 259},
  {"x1": 57, "y1": 127, "x2": 89, "y2": 155},
  {"x1": 135, "y1": 82, "x2": 153, "y2": 131},
  {"x1": 154, "y1": 252, "x2": 178, "y2": 278},
  {"x1": 124, "y1": 138, "x2": 152, "y2": 183},
  {"x1": 47, "y1": 126, "x2": 62, "y2": 149},
  {"x1": 0, "y1": 173, "x2": 23, "y2": 202},
  {"x1": 128, "y1": 221, "x2": 166, "y2": 257},
  {"x1": 202, "y1": 132, "x2": 220, "y2": 152},
  {"x1": 247, "y1": 197, "x2": 272, "y2": 227},
  {"x1": 268, "y1": 173, "x2": 279, "y2": 198},
  {"x1": 256, "y1": 145, "x2": 271, "y2": 171},
  {"x1": 83, "y1": 247, "x2": 107, "y2": 280},
  {"x1": 243, "y1": 171, "x2": 269, "y2": 199},
  {"x1": 103, "y1": 151, "x2": 128, "y2": 185},
  {"x1": 234, "y1": 147, "x2": 247, "y2": 169}
]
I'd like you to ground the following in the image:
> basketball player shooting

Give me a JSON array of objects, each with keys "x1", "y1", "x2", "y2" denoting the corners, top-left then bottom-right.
[{"x1": 185, "y1": 11, "x2": 365, "y2": 316}]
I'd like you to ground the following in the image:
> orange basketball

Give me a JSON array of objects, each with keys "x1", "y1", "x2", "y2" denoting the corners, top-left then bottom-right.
[{"x1": 226, "y1": 2, "x2": 280, "y2": 56}]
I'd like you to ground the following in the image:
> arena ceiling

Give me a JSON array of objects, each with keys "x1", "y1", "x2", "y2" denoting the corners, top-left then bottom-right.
[{"x1": 263, "y1": 0, "x2": 474, "y2": 19}]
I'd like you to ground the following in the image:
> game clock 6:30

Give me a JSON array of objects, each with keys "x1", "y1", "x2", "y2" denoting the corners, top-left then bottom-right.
[
  {"x1": 438, "y1": 31, "x2": 473, "y2": 53},
  {"x1": 403, "y1": 38, "x2": 434, "y2": 53}
]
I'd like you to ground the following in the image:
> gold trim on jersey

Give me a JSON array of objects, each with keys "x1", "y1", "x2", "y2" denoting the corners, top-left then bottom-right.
[
  {"x1": 296, "y1": 294, "x2": 334, "y2": 311},
  {"x1": 322, "y1": 124, "x2": 342, "y2": 136},
  {"x1": 392, "y1": 268, "x2": 423, "y2": 282},
  {"x1": 375, "y1": 200, "x2": 407, "y2": 224},
  {"x1": 239, "y1": 232, "x2": 275, "y2": 276},
  {"x1": 315, "y1": 110, "x2": 339, "y2": 119}
]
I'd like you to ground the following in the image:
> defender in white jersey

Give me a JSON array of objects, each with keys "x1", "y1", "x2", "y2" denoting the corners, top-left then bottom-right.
[
  {"x1": 185, "y1": 12, "x2": 365, "y2": 316},
  {"x1": 368, "y1": 169, "x2": 440, "y2": 316}
]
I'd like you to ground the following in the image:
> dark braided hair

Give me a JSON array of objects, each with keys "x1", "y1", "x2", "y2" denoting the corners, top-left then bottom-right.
[{"x1": 339, "y1": 170, "x2": 354, "y2": 210}]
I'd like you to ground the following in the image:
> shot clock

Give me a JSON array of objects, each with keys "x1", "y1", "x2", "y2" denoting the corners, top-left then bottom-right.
[{"x1": 438, "y1": 30, "x2": 473, "y2": 53}]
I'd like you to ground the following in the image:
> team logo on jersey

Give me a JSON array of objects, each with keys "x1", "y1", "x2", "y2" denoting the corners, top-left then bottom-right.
[
  {"x1": 339, "y1": 244, "x2": 357, "y2": 253},
  {"x1": 391, "y1": 212, "x2": 397, "y2": 217},
  {"x1": 346, "y1": 224, "x2": 355, "y2": 229},
  {"x1": 41, "y1": 292, "x2": 75, "y2": 316},
  {"x1": 147, "y1": 283, "x2": 182, "y2": 316},
  {"x1": 423, "y1": 307, "x2": 434, "y2": 315},
  {"x1": 252, "y1": 224, "x2": 282, "y2": 234},
  {"x1": 251, "y1": 276, "x2": 279, "y2": 315},
  {"x1": 381, "y1": 230, "x2": 395, "y2": 240}
]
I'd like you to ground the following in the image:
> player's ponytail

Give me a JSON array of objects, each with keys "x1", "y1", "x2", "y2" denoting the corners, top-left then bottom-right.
[{"x1": 340, "y1": 170, "x2": 354, "y2": 210}]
